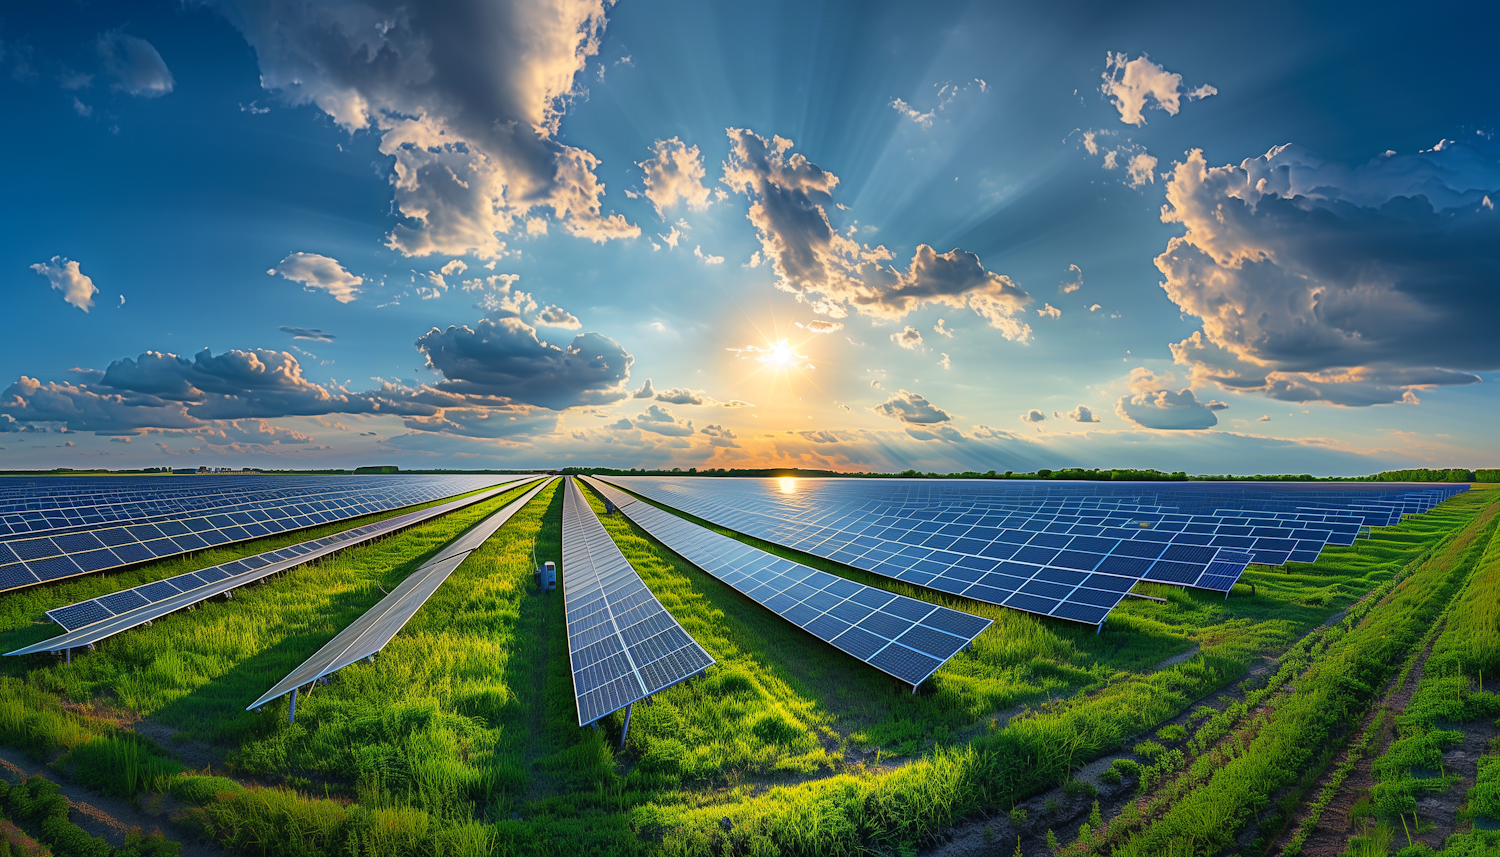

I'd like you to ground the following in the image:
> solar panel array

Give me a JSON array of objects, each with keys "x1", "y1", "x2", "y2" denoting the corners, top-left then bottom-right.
[
  {"x1": 562, "y1": 479, "x2": 714, "y2": 725},
  {"x1": 0, "y1": 475, "x2": 510, "y2": 593},
  {"x1": 246, "y1": 478, "x2": 555, "y2": 713},
  {"x1": 583, "y1": 478, "x2": 990, "y2": 687},
  {"x1": 20, "y1": 477, "x2": 538, "y2": 648},
  {"x1": 597, "y1": 477, "x2": 1467, "y2": 628}
]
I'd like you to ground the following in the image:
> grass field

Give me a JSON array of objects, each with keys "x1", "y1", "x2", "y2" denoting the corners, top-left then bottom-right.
[{"x1": 0, "y1": 479, "x2": 1494, "y2": 856}]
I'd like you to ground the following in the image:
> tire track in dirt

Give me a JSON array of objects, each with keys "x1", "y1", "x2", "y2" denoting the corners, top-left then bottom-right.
[{"x1": 0, "y1": 748, "x2": 222, "y2": 857}]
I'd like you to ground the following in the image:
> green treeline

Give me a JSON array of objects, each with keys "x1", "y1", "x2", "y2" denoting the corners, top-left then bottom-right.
[{"x1": 1368, "y1": 468, "x2": 1479, "y2": 483}]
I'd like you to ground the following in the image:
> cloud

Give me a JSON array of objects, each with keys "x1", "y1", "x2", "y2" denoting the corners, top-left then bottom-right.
[
  {"x1": 1021, "y1": 409, "x2": 1046, "y2": 423},
  {"x1": 1037, "y1": 303, "x2": 1061, "y2": 319},
  {"x1": 890, "y1": 326, "x2": 924, "y2": 351},
  {"x1": 1157, "y1": 142, "x2": 1500, "y2": 405},
  {"x1": 268, "y1": 252, "x2": 362, "y2": 303},
  {"x1": 1059, "y1": 264, "x2": 1083, "y2": 294},
  {"x1": 2, "y1": 376, "x2": 200, "y2": 434},
  {"x1": 466, "y1": 274, "x2": 536, "y2": 318},
  {"x1": 30, "y1": 256, "x2": 98, "y2": 312},
  {"x1": 934, "y1": 318, "x2": 953, "y2": 337},
  {"x1": 1055, "y1": 404, "x2": 1101, "y2": 423},
  {"x1": 396, "y1": 402, "x2": 559, "y2": 439},
  {"x1": 279, "y1": 326, "x2": 335, "y2": 342},
  {"x1": 97, "y1": 32, "x2": 174, "y2": 97},
  {"x1": 536, "y1": 304, "x2": 581, "y2": 329},
  {"x1": 798, "y1": 320, "x2": 843, "y2": 334},
  {"x1": 634, "y1": 403, "x2": 695, "y2": 436},
  {"x1": 721, "y1": 128, "x2": 1032, "y2": 339},
  {"x1": 415, "y1": 317, "x2": 634, "y2": 409},
  {"x1": 636, "y1": 137, "x2": 711, "y2": 217},
  {"x1": 632, "y1": 378, "x2": 655, "y2": 399},
  {"x1": 693, "y1": 245, "x2": 725, "y2": 265},
  {"x1": 1100, "y1": 52, "x2": 1214, "y2": 126},
  {"x1": 871, "y1": 389, "x2": 953, "y2": 425},
  {"x1": 889, "y1": 79, "x2": 987, "y2": 128},
  {"x1": 1115, "y1": 367, "x2": 1225, "y2": 430},
  {"x1": 939, "y1": 353, "x2": 951, "y2": 370},
  {"x1": 192, "y1": 419, "x2": 313, "y2": 446},
  {"x1": 1257, "y1": 414, "x2": 1271, "y2": 421},
  {"x1": 654, "y1": 387, "x2": 753, "y2": 408},
  {"x1": 699, "y1": 423, "x2": 740, "y2": 448},
  {"x1": 1125, "y1": 151, "x2": 1158, "y2": 188},
  {"x1": 217, "y1": 0, "x2": 635, "y2": 258}
]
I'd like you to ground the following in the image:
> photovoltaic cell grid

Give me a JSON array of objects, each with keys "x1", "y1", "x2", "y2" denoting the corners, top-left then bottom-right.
[
  {"x1": 245, "y1": 478, "x2": 554, "y2": 712},
  {"x1": 598, "y1": 478, "x2": 1466, "y2": 627},
  {"x1": 9, "y1": 479, "x2": 542, "y2": 658},
  {"x1": 0, "y1": 475, "x2": 509, "y2": 593},
  {"x1": 0, "y1": 475, "x2": 463, "y2": 539},
  {"x1": 39, "y1": 477, "x2": 537, "y2": 633},
  {"x1": 563, "y1": 479, "x2": 713, "y2": 725},
  {"x1": 583, "y1": 478, "x2": 990, "y2": 687}
]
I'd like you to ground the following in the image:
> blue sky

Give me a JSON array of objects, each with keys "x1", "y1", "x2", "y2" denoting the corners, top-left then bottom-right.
[{"x1": 3, "y1": 0, "x2": 1497, "y2": 474}]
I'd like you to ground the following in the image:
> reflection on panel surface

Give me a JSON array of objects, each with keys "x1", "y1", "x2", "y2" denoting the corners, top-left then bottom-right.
[
  {"x1": 598, "y1": 477, "x2": 1464, "y2": 627},
  {"x1": 584, "y1": 478, "x2": 989, "y2": 687}
]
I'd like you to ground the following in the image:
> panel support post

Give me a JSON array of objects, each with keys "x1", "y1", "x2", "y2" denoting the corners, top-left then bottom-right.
[
  {"x1": 65, "y1": 648, "x2": 71, "y2": 665},
  {"x1": 619, "y1": 703, "x2": 633, "y2": 750},
  {"x1": 1096, "y1": 622, "x2": 1103, "y2": 636},
  {"x1": 288, "y1": 687, "x2": 298, "y2": 725}
]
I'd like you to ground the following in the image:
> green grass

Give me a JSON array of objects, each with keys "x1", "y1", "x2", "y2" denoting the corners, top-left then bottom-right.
[
  {"x1": 0, "y1": 481, "x2": 1494, "y2": 856},
  {"x1": 0, "y1": 485, "x2": 500, "y2": 654}
]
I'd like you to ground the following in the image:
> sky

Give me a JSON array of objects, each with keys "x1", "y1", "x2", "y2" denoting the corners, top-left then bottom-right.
[{"x1": 3, "y1": 0, "x2": 1498, "y2": 475}]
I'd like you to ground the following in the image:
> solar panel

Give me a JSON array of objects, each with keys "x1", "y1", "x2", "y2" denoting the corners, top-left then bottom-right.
[
  {"x1": 244, "y1": 478, "x2": 554, "y2": 717},
  {"x1": 7, "y1": 477, "x2": 542, "y2": 655},
  {"x1": 562, "y1": 478, "x2": 713, "y2": 726},
  {"x1": 582, "y1": 478, "x2": 990, "y2": 688},
  {"x1": 596, "y1": 477, "x2": 1466, "y2": 629},
  {"x1": 0, "y1": 475, "x2": 520, "y2": 594}
]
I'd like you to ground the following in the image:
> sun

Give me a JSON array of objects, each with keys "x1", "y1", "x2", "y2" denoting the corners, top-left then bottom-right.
[{"x1": 769, "y1": 340, "x2": 797, "y2": 367}]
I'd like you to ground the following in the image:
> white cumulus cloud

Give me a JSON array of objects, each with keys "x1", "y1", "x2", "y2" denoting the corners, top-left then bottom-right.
[
  {"x1": 1100, "y1": 52, "x2": 1214, "y2": 126},
  {"x1": 268, "y1": 252, "x2": 363, "y2": 303},
  {"x1": 31, "y1": 256, "x2": 99, "y2": 312}
]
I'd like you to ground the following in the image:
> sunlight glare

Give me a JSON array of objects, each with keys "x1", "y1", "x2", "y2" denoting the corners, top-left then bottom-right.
[{"x1": 778, "y1": 476, "x2": 796, "y2": 494}]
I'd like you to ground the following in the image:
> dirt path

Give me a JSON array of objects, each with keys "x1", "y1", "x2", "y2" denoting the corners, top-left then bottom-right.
[
  {"x1": 0, "y1": 748, "x2": 222, "y2": 857},
  {"x1": 1272, "y1": 622, "x2": 1444, "y2": 855},
  {"x1": 923, "y1": 649, "x2": 1281, "y2": 856}
]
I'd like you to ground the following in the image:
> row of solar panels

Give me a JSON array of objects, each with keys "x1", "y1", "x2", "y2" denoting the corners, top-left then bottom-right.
[
  {"x1": 735, "y1": 479, "x2": 1465, "y2": 517},
  {"x1": 244, "y1": 478, "x2": 553, "y2": 714},
  {"x1": 583, "y1": 478, "x2": 992, "y2": 687},
  {"x1": 9, "y1": 478, "x2": 540, "y2": 656},
  {"x1": 0, "y1": 476, "x2": 510, "y2": 594},
  {"x1": 683, "y1": 479, "x2": 1462, "y2": 528},
  {"x1": 561, "y1": 478, "x2": 714, "y2": 725},
  {"x1": 0, "y1": 475, "x2": 512, "y2": 539},
  {"x1": 594, "y1": 477, "x2": 1465, "y2": 628}
]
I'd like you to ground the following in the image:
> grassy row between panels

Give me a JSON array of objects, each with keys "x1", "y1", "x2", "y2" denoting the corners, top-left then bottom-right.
[
  {"x1": 0, "y1": 483, "x2": 505, "y2": 656},
  {"x1": 1098, "y1": 489, "x2": 1500, "y2": 855}
]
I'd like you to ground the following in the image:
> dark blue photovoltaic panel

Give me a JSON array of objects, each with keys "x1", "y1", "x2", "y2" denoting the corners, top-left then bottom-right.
[
  {"x1": 18, "y1": 479, "x2": 540, "y2": 658},
  {"x1": 597, "y1": 476, "x2": 1464, "y2": 629},
  {"x1": 584, "y1": 478, "x2": 990, "y2": 688},
  {"x1": 0, "y1": 475, "x2": 513, "y2": 593},
  {"x1": 562, "y1": 480, "x2": 713, "y2": 726}
]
